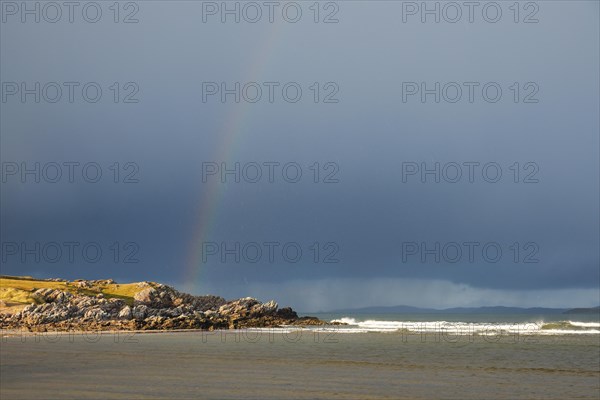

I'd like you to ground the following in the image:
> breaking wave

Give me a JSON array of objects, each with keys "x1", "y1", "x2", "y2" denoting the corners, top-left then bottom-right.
[{"x1": 326, "y1": 318, "x2": 600, "y2": 335}]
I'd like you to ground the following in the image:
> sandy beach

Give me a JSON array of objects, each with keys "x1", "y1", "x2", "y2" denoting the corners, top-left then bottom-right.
[{"x1": 2, "y1": 330, "x2": 599, "y2": 399}]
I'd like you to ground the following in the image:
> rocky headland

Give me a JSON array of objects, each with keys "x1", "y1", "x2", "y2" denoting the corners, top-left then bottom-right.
[{"x1": 0, "y1": 276, "x2": 325, "y2": 332}]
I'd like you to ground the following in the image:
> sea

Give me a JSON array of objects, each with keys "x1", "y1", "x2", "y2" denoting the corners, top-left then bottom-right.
[
  {"x1": 311, "y1": 311, "x2": 600, "y2": 335},
  {"x1": 1, "y1": 312, "x2": 599, "y2": 399}
]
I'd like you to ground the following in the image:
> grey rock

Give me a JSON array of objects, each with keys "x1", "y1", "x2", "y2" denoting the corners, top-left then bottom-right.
[
  {"x1": 118, "y1": 305, "x2": 132, "y2": 319},
  {"x1": 132, "y1": 305, "x2": 148, "y2": 320},
  {"x1": 0, "y1": 277, "x2": 321, "y2": 331}
]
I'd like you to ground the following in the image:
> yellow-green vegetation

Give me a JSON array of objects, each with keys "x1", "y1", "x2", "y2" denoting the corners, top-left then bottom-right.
[
  {"x1": 100, "y1": 283, "x2": 143, "y2": 305},
  {"x1": 0, "y1": 276, "x2": 69, "y2": 292},
  {"x1": 0, "y1": 276, "x2": 147, "y2": 311},
  {"x1": 0, "y1": 287, "x2": 44, "y2": 306}
]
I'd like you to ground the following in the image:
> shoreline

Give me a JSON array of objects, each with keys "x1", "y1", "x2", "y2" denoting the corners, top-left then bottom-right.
[{"x1": 0, "y1": 326, "x2": 325, "y2": 337}]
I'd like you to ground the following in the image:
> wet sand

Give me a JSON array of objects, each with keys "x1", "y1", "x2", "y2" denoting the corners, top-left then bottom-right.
[{"x1": 1, "y1": 330, "x2": 599, "y2": 399}]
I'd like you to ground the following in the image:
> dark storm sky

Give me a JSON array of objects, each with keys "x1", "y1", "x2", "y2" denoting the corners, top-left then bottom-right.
[{"x1": 1, "y1": 1, "x2": 598, "y2": 311}]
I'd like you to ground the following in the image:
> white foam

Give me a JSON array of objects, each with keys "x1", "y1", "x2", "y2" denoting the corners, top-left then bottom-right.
[
  {"x1": 331, "y1": 317, "x2": 358, "y2": 325},
  {"x1": 568, "y1": 321, "x2": 600, "y2": 328},
  {"x1": 326, "y1": 317, "x2": 600, "y2": 335},
  {"x1": 538, "y1": 329, "x2": 600, "y2": 335}
]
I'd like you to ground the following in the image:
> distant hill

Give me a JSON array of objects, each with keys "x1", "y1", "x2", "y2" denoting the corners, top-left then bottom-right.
[
  {"x1": 327, "y1": 305, "x2": 569, "y2": 314},
  {"x1": 563, "y1": 306, "x2": 600, "y2": 315}
]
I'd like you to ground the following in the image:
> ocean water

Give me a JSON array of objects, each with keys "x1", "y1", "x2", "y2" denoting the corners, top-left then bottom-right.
[
  {"x1": 1, "y1": 313, "x2": 599, "y2": 399},
  {"x1": 311, "y1": 312, "x2": 600, "y2": 335}
]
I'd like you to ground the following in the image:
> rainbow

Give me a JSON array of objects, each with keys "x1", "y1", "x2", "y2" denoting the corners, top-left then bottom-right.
[{"x1": 183, "y1": 23, "x2": 283, "y2": 294}]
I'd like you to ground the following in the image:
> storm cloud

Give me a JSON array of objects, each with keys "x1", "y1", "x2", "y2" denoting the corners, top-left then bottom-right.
[{"x1": 1, "y1": 1, "x2": 598, "y2": 309}]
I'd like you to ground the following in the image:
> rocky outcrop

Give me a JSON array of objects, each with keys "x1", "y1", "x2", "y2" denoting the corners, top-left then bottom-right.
[{"x1": 0, "y1": 279, "x2": 324, "y2": 332}]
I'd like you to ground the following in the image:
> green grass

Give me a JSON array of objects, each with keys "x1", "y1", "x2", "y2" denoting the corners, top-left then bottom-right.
[
  {"x1": 0, "y1": 287, "x2": 44, "y2": 305},
  {"x1": 0, "y1": 276, "x2": 147, "y2": 308}
]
